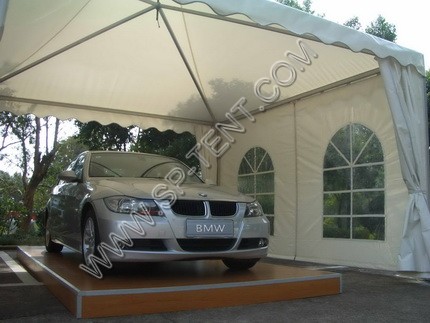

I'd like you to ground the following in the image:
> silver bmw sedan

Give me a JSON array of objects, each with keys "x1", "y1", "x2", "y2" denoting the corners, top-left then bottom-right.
[{"x1": 44, "y1": 151, "x2": 270, "y2": 273}]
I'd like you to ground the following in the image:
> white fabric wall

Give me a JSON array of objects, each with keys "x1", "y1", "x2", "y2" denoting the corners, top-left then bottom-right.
[
  {"x1": 218, "y1": 103, "x2": 297, "y2": 257},
  {"x1": 219, "y1": 75, "x2": 409, "y2": 270}
]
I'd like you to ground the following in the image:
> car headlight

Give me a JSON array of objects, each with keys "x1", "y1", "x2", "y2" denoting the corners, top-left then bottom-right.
[
  {"x1": 245, "y1": 201, "x2": 264, "y2": 217},
  {"x1": 104, "y1": 197, "x2": 164, "y2": 216}
]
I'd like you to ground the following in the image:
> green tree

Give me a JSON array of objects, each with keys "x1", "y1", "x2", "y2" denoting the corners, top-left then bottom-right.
[
  {"x1": 132, "y1": 128, "x2": 199, "y2": 170},
  {"x1": 74, "y1": 121, "x2": 135, "y2": 151},
  {"x1": 344, "y1": 16, "x2": 362, "y2": 30},
  {"x1": 75, "y1": 121, "x2": 200, "y2": 171},
  {"x1": 0, "y1": 171, "x2": 25, "y2": 235},
  {"x1": 276, "y1": 0, "x2": 325, "y2": 17},
  {"x1": 33, "y1": 136, "x2": 88, "y2": 213},
  {"x1": 277, "y1": 0, "x2": 315, "y2": 14},
  {"x1": 365, "y1": 15, "x2": 397, "y2": 42},
  {"x1": 0, "y1": 112, "x2": 60, "y2": 230},
  {"x1": 343, "y1": 15, "x2": 397, "y2": 42}
]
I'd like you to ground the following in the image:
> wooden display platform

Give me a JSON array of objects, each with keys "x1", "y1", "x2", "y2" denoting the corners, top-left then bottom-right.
[{"x1": 17, "y1": 246, "x2": 341, "y2": 319}]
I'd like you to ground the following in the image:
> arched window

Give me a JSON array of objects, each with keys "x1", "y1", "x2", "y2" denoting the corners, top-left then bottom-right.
[
  {"x1": 238, "y1": 147, "x2": 275, "y2": 235},
  {"x1": 323, "y1": 123, "x2": 385, "y2": 240}
]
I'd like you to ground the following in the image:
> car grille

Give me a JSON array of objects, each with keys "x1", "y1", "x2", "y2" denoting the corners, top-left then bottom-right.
[
  {"x1": 171, "y1": 200, "x2": 237, "y2": 217},
  {"x1": 209, "y1": 201, "x2": 237, "y2": 216},
  {"x1": 171, "y1": 200, "x2": 205, "y2": 216},
  {"x1": 177, "y1": 239, "x2": 236, "y2": 252}
]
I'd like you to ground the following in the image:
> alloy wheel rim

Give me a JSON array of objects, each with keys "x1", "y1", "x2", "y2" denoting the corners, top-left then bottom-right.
[{"x1": 83, "y1": 217, "x2": 96, "y2": 265}]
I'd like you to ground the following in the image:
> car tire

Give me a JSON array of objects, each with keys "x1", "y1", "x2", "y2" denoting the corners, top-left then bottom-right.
[
  {"x1": 222, "y1": 258, "x2": 260, "y2": 270},
  {"x1": 45, "y1": 213, "x2": 63, "y2": 253},
  {"x1": 81, "y1": 209, "x2": 102, "y2": 268}
]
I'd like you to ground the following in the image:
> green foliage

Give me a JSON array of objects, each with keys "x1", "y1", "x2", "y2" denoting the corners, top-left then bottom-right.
[
  {"x1": 342, "y1": 15, "x2": 397, "y2": 42},
  {"x1": 0, "y1": 171, "x2": 22, "y2": 203},
  {"x1": 0, "y1": 111, "x2": 34, "y2": 166},
  {"x1": 365, "y1": 15, "x2": 397, "y2": 42},
  {"x1": 132, "y1": 128, "x2": 200, "y2": 170},
  {"x1": 277, "y1": 0, "x2": 396, "y2": 43},
  {"x1": 323, "y1": 216, "x2": 384, "y2": 241},
  {"x1": 352, "y1": 225, "x2": 372, "y2": 239},
  {"x1": 0, "y1": 135, "x2": 86, "y2": 243},
  {"x1": 0, "y1": 114, "x2": 60, "y2": 184},
  {"x1": 0, "y1": 169, "x2": 45, "y2": 240},
  {"x1": 277, "y1": 0, "x2": 315, "y2": 14},
  {"x1": 323, "y1": 217, "x2": 350, "y2": 238},
  {"x1": 33, "y1": 137, "x2": 88, "y2": 212},
  {"x1": 74, "y1": 121, "x2": 200, "y2": 171},
  {"x1": 0, "y1": 171, "x2": 25, "y2": 236},
  {"x1": 74, "y1": 121, "x2": 134, "y2": 151},
  {"x1": 344, "y1": 16, "x2": 362, "y2": 30},
  {"x1": 276, "y1": 0, "x2": 325, "y2": 17},
  {"x1": 0, "y1": 112, "x2": 64, "y2": 236},
  {"x1": 0, "y1": 231, "x2": 44, "y2": 246}
]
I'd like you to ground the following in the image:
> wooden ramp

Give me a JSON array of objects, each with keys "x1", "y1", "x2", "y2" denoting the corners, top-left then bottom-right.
[{"x1": 17, "y1": 246, "x2": 341, "y2": 319}]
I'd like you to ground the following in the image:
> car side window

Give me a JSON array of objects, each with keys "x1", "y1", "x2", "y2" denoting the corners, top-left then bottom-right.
[
  {"x1": 66, "y1": 160, "x2": 76, "y2": 171},
  {"x1": 72, "y1": 154, "x2": 86, "y2": 180}
]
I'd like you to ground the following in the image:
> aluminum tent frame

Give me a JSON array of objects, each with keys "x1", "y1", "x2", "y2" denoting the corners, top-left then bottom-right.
[
  {"x1": 0, "y1": 0, "x2": 428, "y2": 271},
  {"x1": 0, "y1": 0, "x2": 423, "y2": 130}
]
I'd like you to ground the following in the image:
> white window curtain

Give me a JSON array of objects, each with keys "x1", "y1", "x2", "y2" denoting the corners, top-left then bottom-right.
[{"x1": 379, "y1": 57, "x2": 430, "y2": 271}]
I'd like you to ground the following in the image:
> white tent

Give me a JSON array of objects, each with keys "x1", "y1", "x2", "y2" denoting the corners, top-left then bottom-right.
[{"x1": 0, "y1": 0, "x2": 428, "y2": 271}]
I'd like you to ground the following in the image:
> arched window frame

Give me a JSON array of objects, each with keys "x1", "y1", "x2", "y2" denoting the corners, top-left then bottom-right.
[
  {"x1": 322, "y1": 123, "x2": 385, "y2": 241},
  {"x1": 238, "y1": 147, "x2": 275, "y2": 235}
]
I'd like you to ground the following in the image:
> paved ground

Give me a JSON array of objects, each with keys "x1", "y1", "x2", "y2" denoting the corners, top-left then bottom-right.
[{"x1": 1, "y1": 248, "x2": 430, "y2": 322}]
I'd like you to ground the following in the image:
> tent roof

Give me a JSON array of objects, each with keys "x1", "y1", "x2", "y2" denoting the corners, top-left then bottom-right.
[{"x1": 0, "y1": 0, "x2": 425, "y2": 132}]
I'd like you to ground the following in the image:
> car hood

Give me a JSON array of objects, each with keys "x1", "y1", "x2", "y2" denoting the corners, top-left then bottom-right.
[{"x1": 91, "y1": 178, "x2": 253, "y2": 203}]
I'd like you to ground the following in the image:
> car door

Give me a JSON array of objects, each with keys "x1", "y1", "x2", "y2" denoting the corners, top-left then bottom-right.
[
  {"x1": 48, "y1": 158, "x2": 79, "y2": 246},
  {"x1": 58, "y1": 153, "x2": 88, "y2": 249}
]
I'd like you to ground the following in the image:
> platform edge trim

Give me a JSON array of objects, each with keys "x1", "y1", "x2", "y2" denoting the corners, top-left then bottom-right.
[
  {"x1": 80, "y1": 272, "x2": 341, "y2": 297},
  {"x1": 17, "y1": 246, "x2": 81, "y2": 294}
]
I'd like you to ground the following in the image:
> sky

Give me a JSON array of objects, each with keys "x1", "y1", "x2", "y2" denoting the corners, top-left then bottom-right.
[{"x1": 309, "y1": 0, "x2": 429, "y2": 70}]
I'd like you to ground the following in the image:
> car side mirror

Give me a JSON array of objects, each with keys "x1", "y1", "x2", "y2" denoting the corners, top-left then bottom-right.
[{"x1": 58, "y1": 170, "x2": 79, "y2": 183}]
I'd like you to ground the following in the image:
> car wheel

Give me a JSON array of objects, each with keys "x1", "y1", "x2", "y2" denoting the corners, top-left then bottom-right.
[
  {"x1": 45, "y1": 213, "x2": 63, "y2": 253},
  {"x1": 222, "y1": 258, "x2": 260, "y2": 270},
  {"x1": 81, "y1": 209, "x2": 101, "y2": 267}
]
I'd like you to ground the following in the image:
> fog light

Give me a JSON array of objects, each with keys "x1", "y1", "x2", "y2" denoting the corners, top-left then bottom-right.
[{"x1": 258, "y1": 238, "x2": 268, "y2": 247}]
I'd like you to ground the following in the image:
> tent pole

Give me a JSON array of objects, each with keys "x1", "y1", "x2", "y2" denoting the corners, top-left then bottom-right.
[
  {"x1": 293, "y1": 101, "x2": 298, "y2": 261},
  {"x1": 158, "y1": 8, "x2": 217, "y2": 124},
  {"x1": 0, "y1": 6, "x2": 157, "y2": 84}
]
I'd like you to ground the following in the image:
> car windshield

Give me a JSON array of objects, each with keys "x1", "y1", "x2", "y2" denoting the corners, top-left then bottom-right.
[{"x1": 89, "y1": 152, "x2": 202, "y2": 183}]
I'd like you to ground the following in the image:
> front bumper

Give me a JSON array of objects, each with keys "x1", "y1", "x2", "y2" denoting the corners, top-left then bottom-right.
[{"x1": 92, "y1": 199, "x2": 270, "y2": 262}]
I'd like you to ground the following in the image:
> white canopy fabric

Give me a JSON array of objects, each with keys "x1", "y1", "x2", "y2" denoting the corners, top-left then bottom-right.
[
  {"x1": 0, "y1": 0, "x2": 428, "y2": 271},
  {"x1": 0, "y1": 0, "x2": 425, "y2": 130}
]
